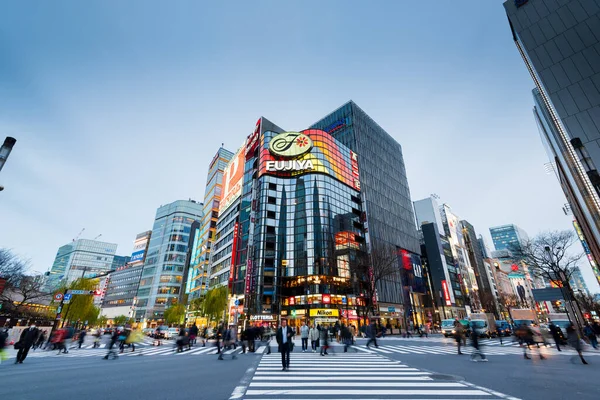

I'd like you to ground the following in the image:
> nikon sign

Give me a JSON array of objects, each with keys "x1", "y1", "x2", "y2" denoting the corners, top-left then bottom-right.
[{"x1": 309, "y1": 309, "x2": 339, "y2": 317}]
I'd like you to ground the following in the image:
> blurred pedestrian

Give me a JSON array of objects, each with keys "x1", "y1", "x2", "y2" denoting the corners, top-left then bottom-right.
[
  {"x1": 93, "y1": 329, "x2": 102, "y2": 348},
  {"x1": 0, "y1": 326, "x2": 8, "y2": 363},
  {"x1": 521, "y1": 324, "x2": 545, "y2": 360},
  {"x1": 549, "y1": 322, "x2": 562, "y2": 351},
  {"x1": 366, "y1": 321, "x2": 378, "y2": 349},
  {"x1": 309, "y1": 324, "x2": 319, "y2": 353},
  {"x1": 52, "y1": 328, "x2": 68, "y2": 354},
  {"x1": 300, "y1": 321, "x2": 309, "y2": 352},
  {"x1": 567, "y1": 324, "x2": 588, "y2": 365},
  {"x1": 33, "y1": 331, "x2": 46, "y2": 350},
  {"x1": 276, "y1": 319, "x2": 294, "y2": 370},
  {"x1": 454, "y1": 319, "x2": 464, "y2": 355},
  {"x1": 320, "y1": 324, "x2": 330, "y2": 355},
  {"x1": 14, "y1": 323, "x2": 39, "y2": 364},
  {"x1": 201, "y1": 326, "x2": 208, "y2": 347},
  {"x1": 341, "y1": 323, "x2": 356, "y2": 353},
  {"x1": 189, "y1": 324, "x2": 199, "y2": 347},
  {"x1": 77, "y1": 328, "x2": 87, "y2": 349},
  {"x1": 104, "y1": 329, "x2": 120, "y2": 360},
  {"x1": 470, "y1": 329, "x2": 487, "y2": 362},
  {"x1": 176, "y1": 327, "x2": 187, "y2": 353},
  {"x1": 215, "y1": 322, "x2": 224, "y2": 354},
  {"x1": 583, "y1": 323, "x2": 597, "y2": 350},
  {"x1": 218, "y1": 325, "x2": 237, "y2": 360}
]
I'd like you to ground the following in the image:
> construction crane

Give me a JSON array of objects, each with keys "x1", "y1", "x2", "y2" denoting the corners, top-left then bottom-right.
[
  {"x1": 73, "y1": 228, "x2": 85, "y2": 242},
  {"x1": 93, "y1": 234, "x2": 102, "y2": 240}
]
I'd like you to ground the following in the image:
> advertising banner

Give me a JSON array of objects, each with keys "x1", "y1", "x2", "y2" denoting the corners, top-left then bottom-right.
[
  {"x1": 220, "y1": 144, "x2": 245, "y2": 213},
  {"x1": 258, "y1": 129, "x2": 360, "y2": 191}
]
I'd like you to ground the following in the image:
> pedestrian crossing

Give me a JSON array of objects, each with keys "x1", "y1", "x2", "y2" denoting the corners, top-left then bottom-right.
[
  {"x1": 231, "y1": 352, "x2": 517, "y2": 399},
  {"x1": 21, "y1": 342, "x2": 273, "y2": 359}
]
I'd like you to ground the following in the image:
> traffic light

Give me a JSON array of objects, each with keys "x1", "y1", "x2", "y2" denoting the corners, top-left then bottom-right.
[{"x1": 584, "y1": 313, "x2": 591, "y2": 319}]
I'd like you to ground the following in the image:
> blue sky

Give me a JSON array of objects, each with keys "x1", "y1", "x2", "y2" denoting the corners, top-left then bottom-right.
[{"x1": 1, "y1": 1, "x2": 598, "y2": 292}]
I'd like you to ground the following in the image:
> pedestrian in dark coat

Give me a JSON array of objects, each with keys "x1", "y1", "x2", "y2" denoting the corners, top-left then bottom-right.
[
  {"x1": 15, "y1": 324, "x2": 39, "y2": 364},
  {"x1": 567, "y1": 324, "x2": 588, "y2": 365},
  {"x1": 276, "y1": 319, "x2": 294, "y2": 370}
]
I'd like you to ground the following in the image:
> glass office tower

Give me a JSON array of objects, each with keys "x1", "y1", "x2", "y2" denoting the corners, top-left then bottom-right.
[
  {"x1": 135, "y1": 200, "x2": 203, "y2": 324},
  {"x1": 504, "y1": 0, "x2": 600, "y2": 285},
  {"x1": 311, "y1": 101, "x2": 422, "y2": 317}
]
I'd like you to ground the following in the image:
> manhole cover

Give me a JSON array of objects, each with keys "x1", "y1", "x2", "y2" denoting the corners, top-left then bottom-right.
[{"x1": 430, "y1": 374, "x2": 463, "y2": 381}]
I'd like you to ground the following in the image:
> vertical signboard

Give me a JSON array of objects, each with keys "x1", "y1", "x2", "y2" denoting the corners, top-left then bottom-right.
[
  {"x1": 441, "y1": 280, "x2": 452, "y2": 306},
  {"x1": 228, "y1": 222, "x2": 239, "y2": 289}
]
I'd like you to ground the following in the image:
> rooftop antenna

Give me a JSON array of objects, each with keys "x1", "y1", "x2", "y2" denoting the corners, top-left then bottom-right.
[{"x1": 73, "y1": 228, "x2": 85, "y2": 242}]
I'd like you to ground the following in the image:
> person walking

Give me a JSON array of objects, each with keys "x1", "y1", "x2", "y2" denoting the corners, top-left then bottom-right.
[
  {"x1": 521, "y1": 324, "x2": 545, "y2": 360},
  {"x1": 52, "y1": 328, "x2": 68, "y2": 354},
  {"x1": 176, "y1": 327, "x2": 187, "y2": 353},
  {"x1": 201, "y1": 326, "x2": 208, "y2": 347},
  {"x1": 454, "y1": 319, "x2": 464, "y2": 355},
  {"x1": 300, "y1": 321, "x2": 309, "y2": 353},
  {"x1": 309, "y1": 324, "x2": 319, "y2": 353},
  {"x1": 77, "y1": 328, "x2": 87, "y2": 349},
  {"x1": 104, "y1": 329, "x2": 120, "y2": 360},
  {"x1": 320, "y1": 324, "x2": 330, "y2": 355},
  {"x1": 341, "y1": 324, "x2": 356, "y2": 353},
  {"x1": 15, "y1": 323, "x2": 39, "y2": 364},
  {"x1": 215, "y1": 322, "x2": 224, "y2": 354},
  {"x1": 549, "y1": 322, "x2": 562, "y2": 351},
  {"x1": 93, "y1": 329, "x2": 102, "y2": 348},
  {"x1": 0, "y1": 326, "x2": 9, "y2": 364},
  {"x1": 583, "y1": 323, "x2": 597, "y2": 350},
  {"x1": 567, "y1": 323, "x2": 588, "y2": 365},
  {"x1": 470, "y1": 329, "x2": 487, "y2": 362},
  {"x1": 276, "y1": 319, "x2": 294, "y2": 370},
  {"x1": 33, "y1": 331, "x2": 46, "y2": 350},
  {"x1": 366, "y1": 321, "x2": 378, "y2": 349},
  {"x1": 189, "y1": 324, "x2": 199, "y2": 347}
]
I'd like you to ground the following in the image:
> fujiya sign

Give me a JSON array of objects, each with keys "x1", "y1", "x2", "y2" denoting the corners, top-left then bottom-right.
[
  {"x1": 266, "y1": 159, "x2": 314, "y2": 172},
  {"x1": 269, "y1": 132, "x2": 313, "y2": 158}
]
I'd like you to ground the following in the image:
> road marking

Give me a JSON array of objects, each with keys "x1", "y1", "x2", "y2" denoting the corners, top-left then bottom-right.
[
  {"x1": 249, "y1": 382, "x2": 467, "y2": 387},
  {"x1": 243, "y1": 389, "x2": 490, "y2": 396}
]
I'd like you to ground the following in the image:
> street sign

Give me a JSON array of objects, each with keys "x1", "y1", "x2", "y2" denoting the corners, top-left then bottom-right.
[
  {"x1": 56, "y1": 306, "x2": 62, "y2": 314},
  {"x1": 388, "y1": 306, "x2": 395, "y2": 312},
  {"x1": 63, "y1": 293, "x2": 73, "y2": 301},
  {"x1": 234, "y1": 299, "x2": 240, "y2": 306},
  {"x1": 56, "y1": 314, "x2": 61, "y2": 320},
  {"x1": 69, "y1": 290, "x2": 92, "y2": 295},
  {"x1": 54, "y1": 293, "x2": 63, "y2": 301}
]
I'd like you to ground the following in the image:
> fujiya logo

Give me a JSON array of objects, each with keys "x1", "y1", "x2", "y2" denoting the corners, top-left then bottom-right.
[{"x1": 269, "y1": 132, "x2": 313, "y2": 158}]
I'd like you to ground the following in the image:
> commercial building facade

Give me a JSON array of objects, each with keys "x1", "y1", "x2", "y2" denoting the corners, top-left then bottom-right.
[
  {"x1": 102, "y1": 231, "x2": 151, "y2": 319},
  {"x1": 222, "y1": 104, "x2": 420, "y2": 330},
  {"x1": 505, "y1": 0, "x2": 600, "y2": 286},
  {"x1": 187, "y1": 148, "x2": 234, "y2": 299},
  {"x1": 46, "y1": 239, "x2": 119, "y2": 291},
  {"x1": 135, "y1": 200, "x2": 203, "y2": 324}
]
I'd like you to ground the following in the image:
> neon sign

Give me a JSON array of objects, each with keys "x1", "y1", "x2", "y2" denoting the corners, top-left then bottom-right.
[{"x1": 269, "y1": 132, "x2": 313, "y2": 158}]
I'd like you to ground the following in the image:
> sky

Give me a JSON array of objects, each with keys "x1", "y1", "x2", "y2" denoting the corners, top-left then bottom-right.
[{"x1": 1, "y1": 0, "x2": 599, "y2": 292}]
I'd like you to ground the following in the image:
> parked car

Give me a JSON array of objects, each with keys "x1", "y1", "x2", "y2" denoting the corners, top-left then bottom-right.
[
  {"x1": 142, "y1": 328, "x2": 155, "y2": 337},
  {"x1": 165, "y1": 327, "x2": 180, "y2": 339},
  {"x1": 441, "y1": 319, "x2": 471, "y2": 337}
]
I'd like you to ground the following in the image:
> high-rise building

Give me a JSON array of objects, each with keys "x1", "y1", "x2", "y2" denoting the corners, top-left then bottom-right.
[
  {"x1": 311, "y1": 101, "x2": 422, "y2": 320},
  {"x1": 135, "y1": 200, "x2": 203, "y2": 324},
  {"x1": 414, "y1": 196, "x2": 466, "y2": 320},
  {"x1": 570, "y1": 265, "x2": 590, "y2": 295},
  {"x1": 225, "y1": 104, "x2": 420, "y2": 331},
  {"x1": 46, "y1": 239, "x2": 119, "y2": 290},
  {"x1": 186, "y1": 148, "x2": 234, "y2": 300},
  {"x1": 489, "y1": 224, "x2": 530, "y2": 252},
  {"x1": 461, "y1": 220, "x2": 495, "y2": 302},
  {"x1": 504, "y1": 0, "x2": 600, "y2": 286},
  {"x1": 101, "y1": 231, "x2": 151, "y2": 319}
]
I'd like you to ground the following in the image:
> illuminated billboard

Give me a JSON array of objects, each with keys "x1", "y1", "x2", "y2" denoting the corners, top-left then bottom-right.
[
  {"x1": 219, "y1": 143, "x2": 245, "y2": 213},
  {"x1": 258, "y1": 129, "x2": 360, "y2": 191}
]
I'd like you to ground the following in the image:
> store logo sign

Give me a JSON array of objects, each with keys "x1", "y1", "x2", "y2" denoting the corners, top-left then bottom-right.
[
  {"x1": 269, "y1": 132, "x2": 313, "y2": 158},
  {"x1": 265, "y1": 159, "x2": 314, "y2": 172},
  {"x1": 309, "y1": 309, "x2": 339, "y2": 317}
]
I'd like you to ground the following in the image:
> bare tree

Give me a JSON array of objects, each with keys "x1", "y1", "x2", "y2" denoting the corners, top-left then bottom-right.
[
  {"x1": 479, "y1": 291, "x2": 499, "y2": 318},
  {"x1": 352, "y1": 246, "x2": 400, "y2": 324},
  {"x1": 517, "y1": 230, "x2": 583, "y2": 286},
  {"x1": 0, "y1": 248, "x2": 27, "y2": 286},
  {"x1": 574, "y1": 292, "x2": 600, "y2": 316}
]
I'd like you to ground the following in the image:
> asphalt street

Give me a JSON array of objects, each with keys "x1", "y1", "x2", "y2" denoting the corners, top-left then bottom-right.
[
  {"x1": 1, "y1": 346, "x2": 259, "y2": 400},
  {"x1": 2, "y1": 335, "x2": 598, "y2": 400}
]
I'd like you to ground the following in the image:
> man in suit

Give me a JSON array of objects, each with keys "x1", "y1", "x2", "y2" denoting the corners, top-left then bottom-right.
[
  {"x1": 16, "y1": 323, "x2": 39, "y2": 364},
  {"x1": 276, "y1": 319, "x2": 294, "y2": 371}
]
